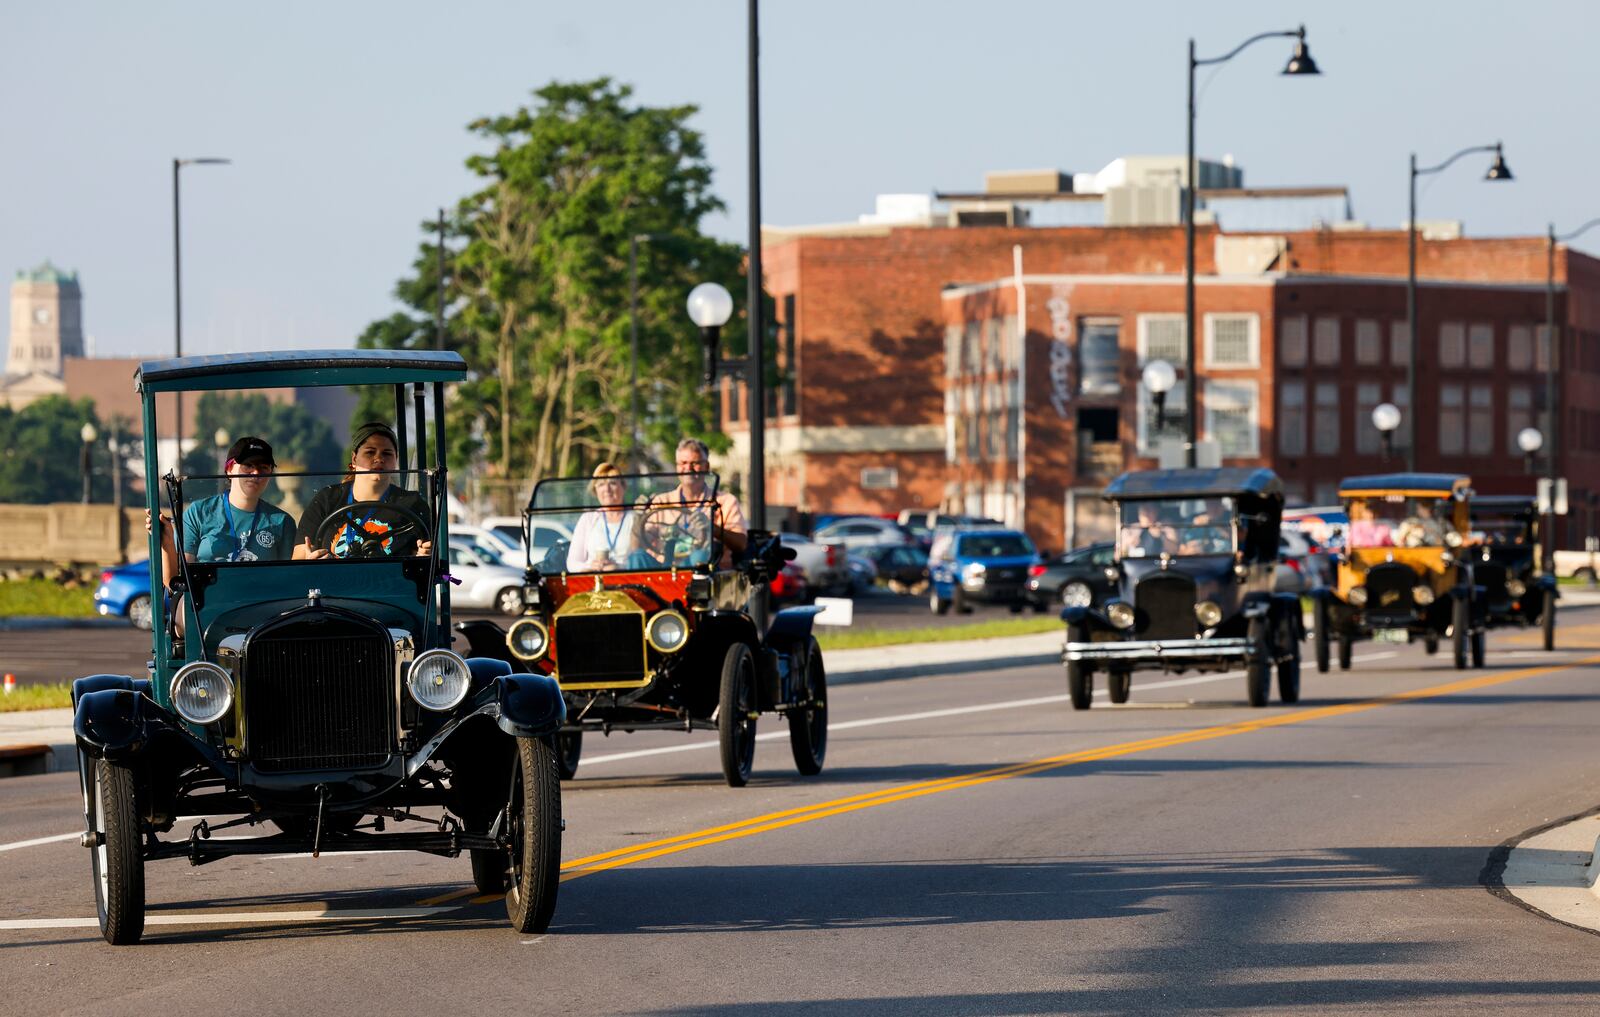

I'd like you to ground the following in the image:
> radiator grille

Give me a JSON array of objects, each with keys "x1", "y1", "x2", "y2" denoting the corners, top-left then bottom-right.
[
  {"x1": 245, "y1": 615, "x2": 394, "y2": 772},
  {"x1": 1364, "y1": 562, "x2": 1417, "y2": 622},
  {"x1": 555, "y1": 613, "x2": 646, "y2": 686},
  {"x1": 1135, "y1": 574, "x2": 1197, "y2": 640},
  {"x1": 1475, "y1": 563, "x2": 1509, "y2": 606}
]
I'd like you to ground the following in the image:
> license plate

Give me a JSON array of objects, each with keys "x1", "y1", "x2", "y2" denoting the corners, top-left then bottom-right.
[{"x1": 1373, "y1": 628, "x2": 1409, "y2": 644}]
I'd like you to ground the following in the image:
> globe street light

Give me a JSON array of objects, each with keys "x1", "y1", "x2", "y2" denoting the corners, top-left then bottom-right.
[
  {"x1": 1372, "y1": 402, "x2": 1401, "y2": 462},
  {"x1": 173, "y1": 156, "x2": 232, "y2": 462},
  {"x1": 1185, "y1": 25, "x2": 1318, "y2": 467},
  {"x1": 688, "y1": 282, "x2": 736, "y2": 385},
  {"x1": 80, "y1": 422, "x2": 98, "y2": 505},
  {"x1": 1405, "y1": 143, "x2": 1512, "y2": 470},
  {"x1": 1142, "y1": 359, "x2": 1177, "y2": 432},
  {"x1": 1517, "y1": 425, "x2": 1544, "y2": 474}
]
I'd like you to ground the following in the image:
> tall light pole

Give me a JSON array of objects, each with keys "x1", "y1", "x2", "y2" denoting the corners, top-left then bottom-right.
[
  {"x1": 1542, "y1": 219, "x2": 1600, "y2": 568},
  {"x1": 746, "y1": 0, "x2": 766, "y2": 526},
  {"x1": 80, "y1": 422, "x2": 97, "y2": 505},
  {"x1": 1372, "y1": 402, "x2": 1401, "y2": 462},
  {"x1": 173, "y1": 156, "x2": 231, "y2": 463},
  {"x1": 1186, "y1": 26, "x2": 1318, "y2": 467},
  {"x1": 1405, "y1": 143, "x2": 1512, "y2": 471}
]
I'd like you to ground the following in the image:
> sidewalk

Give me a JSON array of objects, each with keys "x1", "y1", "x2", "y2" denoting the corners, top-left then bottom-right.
[{"x1": 1493, "y1": 809, "x2": 1600, "y2": 935}]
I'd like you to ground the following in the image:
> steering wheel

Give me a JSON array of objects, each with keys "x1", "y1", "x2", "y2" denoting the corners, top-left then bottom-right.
[{"x1": 315, "y1": 500, "x2": 430, "y2": 559}]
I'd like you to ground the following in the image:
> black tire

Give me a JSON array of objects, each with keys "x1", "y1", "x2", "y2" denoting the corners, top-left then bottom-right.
[
  {"x1": 1470, "y1": 626, "x2": 1485, "y2": 669},
  {"x1": 1008, "y1": 602, "x2": 1025, "y2": 615},
  {"x1": 1277, "y1": 619, "x2": 1302, "y2": 704},
  {"x1": 787, "y1": 636, "x2": 828, "y2": 776},
  {"x1": 90, "y1": 758, "x2": 144, "y2": 945},
  {"x1": 1452, "y1": 597, "x2": 1469, "y2": 670},
  {"x1": 1313, "y1": 598, "x2": 1331, "y2": 674},
  {"x1": 953, "y1": 588, "x2": 973, "y2": 615},
  {"x1": 1107, "y1": 669, "x2": 1131, "y2": 704},
  {"x1": 1424, "y1": 636, "x2": 1439, "y2": 655},
  {"x1": 1543, "y1": 589, "x2": 1557, "y2": 651},
  {"x1": 1337, "y1": 635, "x2": 1352, "y2": 671},
  {"x1": 495, "y1": 586, "x2": 525, "y2": 616},
  {"x1": 555, "y1": 731, "x2": 582, "y2": 781},
  {"x1": 718, "y1": 643, "x2": 759, "y2": 787},
  {"x1": 1246, "y1": 618, "x2": 1270, "y2": 707},
  {"x1": 505, "y1": 737, "x2": 561, "y2": 935},
  {"x1": 471, "y1": 849, "x2": 508, "y2": 895},
  {"x1": 930, "y1": 591, "x2": 950, "y2": 615},
  {"x1": 126, "y1": 595, "x2": 153, "y2": 631},
  {"x1": 1067, "y1": 661, "x2": 1093, "y2": 710}
]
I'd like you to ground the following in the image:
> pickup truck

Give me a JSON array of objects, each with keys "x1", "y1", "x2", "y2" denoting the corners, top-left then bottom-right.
[
  {"x1": 1554, "y1": 549, "x2": 1600, "y2": 581},
  {"x1": 781, "y1": 532, "x2": 851, "y2": 598}
]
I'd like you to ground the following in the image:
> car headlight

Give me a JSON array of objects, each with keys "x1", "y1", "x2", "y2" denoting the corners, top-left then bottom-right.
[
  {"x1": 170, "y1": 661, "x2": 234, "y2": 726},
  {"x1": 1348, "y1": 585, "x2": 1369, "y2": 607},
  {"x1": 962, "y1": 562, "x2": 987, "y2": 579},
  {"x1": 1107, "y1": 601, "x2": 1136, "y2": 630},
  {"x1": 1507, "y1": 578, "x2": 1527, "y2": 598},
  {"x1": 1103, "y1": 566, "x2": 1119, "y2": 582},
  {"x1": 506, "y1": 618, "x2": 549, "y2": 661},
  {"x1": 1062, "y1": 582, "x2": 1093, "y2": 608},
  {"x1": 646, "y1": 610, "x2": 690, "y2": 653},
  {"x1": 407, "y1": 649, "x2": 472, "y2": 712},
  {"x1": 1412, "y1": 584, "x2": 1436, "y2": 606},
  {"x1": 1195, "y1": 600, "x2": 1223, "y2": 627}
]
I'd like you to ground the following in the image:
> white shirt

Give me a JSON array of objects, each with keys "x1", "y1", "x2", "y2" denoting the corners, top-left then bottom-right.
[{"x1": 567, "y1": 509, "x2": 636, "y2": 571}]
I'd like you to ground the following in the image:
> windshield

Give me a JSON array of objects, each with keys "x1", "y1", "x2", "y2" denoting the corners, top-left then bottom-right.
[
  {"x1": 170, "y1": 468, "x2": 438, "y2": 564},
  {"x1": 1471, "y1": 511, "x2": 1534, "y2": 546},
  {"x1": 525, "y1": 471, "x2": 723, "y2": 574},
  {"x1": 956, "y1": 533, "x2": 1035, "y2": 558},
  {"x1": 1344, "y1": 495, "x2": 1460, "y2": 549},
  {"x1": 1117, "y1": 497, "x2": 1234, "y2": 558}
]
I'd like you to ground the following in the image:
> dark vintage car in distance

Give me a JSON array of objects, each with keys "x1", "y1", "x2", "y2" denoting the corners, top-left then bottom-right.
[
  {"x1": 1062, "y1": 468, "x2": 1302, "y2": 709},
  {"x1": 1028, "y1": 540, "x2": 1116, "y2": 612},
  {"x1": 1470, "y1": 495, "x2": 1557, "y2": 649},
  {"x1": 928, "y1": 528, "x2": 1038, "y2": 614}
]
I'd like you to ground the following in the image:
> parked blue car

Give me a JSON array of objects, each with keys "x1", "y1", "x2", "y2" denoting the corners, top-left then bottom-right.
[
  {"x1": 93, "y1": 559, "x2": 152, "y2": 630},
  {"x1": 928, "y1": 528, "x2": 1039, "y2": 615}
]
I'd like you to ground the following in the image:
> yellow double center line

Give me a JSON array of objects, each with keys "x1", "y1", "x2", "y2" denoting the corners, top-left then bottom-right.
[{"x1": 557, "y1": 654, "x2": 1600, "y2": 883}]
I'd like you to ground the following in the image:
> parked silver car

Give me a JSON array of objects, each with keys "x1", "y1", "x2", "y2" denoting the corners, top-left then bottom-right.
[
  {"x1": 446, "y1": 540, "x2": 528, "y2": 615},
  {"x1": 813, "y1": 516, "x2": 916, "y2": 549}
]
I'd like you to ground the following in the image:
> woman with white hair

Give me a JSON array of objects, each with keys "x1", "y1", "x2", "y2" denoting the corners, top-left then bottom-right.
[{"x1": 566, "y1": 462, "x2": 637, "y2": 571}]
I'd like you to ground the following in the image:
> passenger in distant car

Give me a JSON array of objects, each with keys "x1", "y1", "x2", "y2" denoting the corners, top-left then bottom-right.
[{"x1": 566, "y1": 463, "x2": 637, "y2": 571}]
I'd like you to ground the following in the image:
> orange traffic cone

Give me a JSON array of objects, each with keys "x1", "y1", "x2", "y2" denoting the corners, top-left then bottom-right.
[{"x1": 2, "y1": 674, "x2": 14, "y2": 695}]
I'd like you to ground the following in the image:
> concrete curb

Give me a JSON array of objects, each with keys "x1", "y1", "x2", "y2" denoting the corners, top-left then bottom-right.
[{"x1": 1497, "y1": 811, "x2": 1600, "y2": 935}]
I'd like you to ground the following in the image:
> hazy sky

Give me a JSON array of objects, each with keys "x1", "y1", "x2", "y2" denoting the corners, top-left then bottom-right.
[{"x1": 5, "y1": 0, "x2": 1596, "y2": 361}]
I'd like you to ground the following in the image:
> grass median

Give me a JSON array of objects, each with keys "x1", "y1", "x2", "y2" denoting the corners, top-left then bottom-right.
[
  {"x1": 0, "y1": 682, "x2": 72, "y2": 712},
  {"x1": 0, "y1": 579, "x2": 96, "y2": 619},
  {"x1": 815, "y1": 615, "x2": 1059, "y2": 652}
]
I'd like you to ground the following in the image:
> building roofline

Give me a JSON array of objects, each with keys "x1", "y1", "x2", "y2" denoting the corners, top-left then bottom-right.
[{"x1": 939, "y1": 272, "x2": 1556, "y2": 300}]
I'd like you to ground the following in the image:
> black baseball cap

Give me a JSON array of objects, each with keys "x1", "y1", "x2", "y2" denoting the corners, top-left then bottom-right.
[{"x1": 227, "y1": 436, "x2": 275, "y2": 467}]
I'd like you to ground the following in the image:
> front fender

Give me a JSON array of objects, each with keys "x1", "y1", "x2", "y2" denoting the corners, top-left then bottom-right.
[
  {"x1": 494, "y1": 673, "x2": 566, "y2": 738},
  {"x1": 1242, "y1": 593, "x2": 1273, "y2": 619},
  {"x1": 766, "y1": 604, "x2": 822, "y2": 652},
  {"x1": 1061, "y1": 605, "x2": 1117, "y2": 629},
  {"x1": 74, "y1": 687, "x2": 172, "y2": 763}
]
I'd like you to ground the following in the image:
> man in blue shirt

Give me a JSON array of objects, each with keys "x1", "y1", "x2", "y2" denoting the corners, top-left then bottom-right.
[{"x1": 155, "y1": 436, "x2": 296, "y2": 588}]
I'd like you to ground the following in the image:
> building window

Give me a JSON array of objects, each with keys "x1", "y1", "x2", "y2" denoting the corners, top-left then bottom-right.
[
  {"x1": 1355, "y1": 319, "x2": 1382, "y2": 365},
  {"x1": 1313, "y1": 481, "x2": 1339, "y2": 506},
  {"x1": 1536, "y1": 324, "x2": 1553, "y2": 371},
  {"x1": 1139, "y1": 314, "x2": 1187, "y2": 367},
  {"x1": 1439, "y1": 384, "x2": 1465, "y2": 455},
  {"x1": 1391, "y1": 321, "x2": 1410, "y2": 366},
  {"x1": 1468, "y1": 324, "x2": 1494, "y2": 369},
  {"x1": 1508, "y1": 384, "x2": 1533, "y2": 450},
  {"x1": 945, "y1": 325, "x2": 962, "y2": 380},
  {"x1": 782, "y1": 293, "x2": 797, "y2": 415},
  {"x1": 1205, "y1": 313, "x2": 1259, "y2": 368},
  {"x1": 1205, "y1": 380, "x2": 1259, "y2": 458},
  {"x1": 985, "y1": 318, "x2": 1002, "y2": 375},
  {"x1": 1508, "y1": 324, "x2": 1533, "y2": 371},
  {"x1": 1313, "y1": 317, "x2": 1340, "y2": 366},
  {"x1": 1279, "y1": 382, "x2": 1306, "y2": 456},
  {"x1": 860, "y1": 467, "x2": 899, "y2": 490},
  {"x1": 965, "y1": 321, "x2": 982, "y2": 376},
  {"x1": 1137, "y1": 317, "x2": 1188, "y2": 454},
  {"x1": 1313, "y1": 382, "x2": 1340, "y2": 454},
  {"x1": 1355, "y1": 382, "x2": 1383, "y2": 454},
  {"x1": 1468, "y1": 384, "x2": 1494, "y2": 455},
  {"x1": 1280, "y1": 315, "x2": 1308, "y2": 367},
  {"x1": 1078, "y1": 319, "x2": 1121, "y2": 396},
  {"x1": 1439, "y1": 322, "x2": 1466, "y2": 368}
]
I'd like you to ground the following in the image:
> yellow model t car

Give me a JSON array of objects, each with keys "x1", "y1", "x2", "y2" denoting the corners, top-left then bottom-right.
[{"x1": 1311, "y1": 473, "x2": 1484, "y2": 671}]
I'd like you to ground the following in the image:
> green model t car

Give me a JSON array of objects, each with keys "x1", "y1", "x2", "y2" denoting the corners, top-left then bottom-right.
[{"x1": 71, "y1": 350, "x2": 565, "y2": 944}]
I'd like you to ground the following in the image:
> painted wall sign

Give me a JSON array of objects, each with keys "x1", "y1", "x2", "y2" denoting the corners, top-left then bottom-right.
[{"x1": 1046, "y1": 285, "x2": 1074, "y2": 419}]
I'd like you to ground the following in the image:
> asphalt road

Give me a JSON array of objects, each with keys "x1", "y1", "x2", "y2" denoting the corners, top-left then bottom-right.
[
  {"x1": 5, "y1": 615, "x2": 1600, "y2": 1014},
  {"x1": 0, "y1": 591, "x2": 978, "y2": 688}
]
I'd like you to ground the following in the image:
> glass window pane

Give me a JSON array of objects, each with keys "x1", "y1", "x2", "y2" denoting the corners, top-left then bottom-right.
[
  {"x1": 1313, "y1": 382, "x2": 1340, "y2": 454},
  {"x1": 1469, "y1": 324, "x2": 1494, "y2": 369},
  {"x1": 1313, "y1": 317, "x2": 1340, "y2": 366},
  {"x1": 1439, "y1": 322, "x2": 1466, "y2": 368},
  {"x1": 1508, "y1": 324, "x2": 1533, "y2": 371},
  {"x1": 1079, "y1": 321, "x2": 1121, "y2": 396},
  {"x1": 1208, "y1": 315, "x2": 1256, "y2": 367},
  {"x1": 1279, "y1": 381, "x2": 1306, "y2": 456},
  {"x1": 1280, "y1": 315, "x2": 1308, "y2": 368},
  {"x1": 1356, "y1": 320, "x2": 1382, "y2": 365},
  {"x1": 1439, "y1": 384, "x2": 1465, "y2": 454}
]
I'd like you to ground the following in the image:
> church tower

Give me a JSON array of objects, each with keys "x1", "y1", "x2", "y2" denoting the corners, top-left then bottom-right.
[{"x1": 7, "y1": 261, "x2": 83, "y2": 378}]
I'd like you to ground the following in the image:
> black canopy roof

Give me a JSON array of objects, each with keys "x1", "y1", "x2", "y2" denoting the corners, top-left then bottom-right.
[
  {"x1": 1104, "y1": 467, "x2": 1284, "y2": 501},
  {"x1": 1471, "y1": 494, "x2": 1537, "y2": 514},
  {"x1": 1337, "y1": 473, "x2": 1471, "y2": 497}
]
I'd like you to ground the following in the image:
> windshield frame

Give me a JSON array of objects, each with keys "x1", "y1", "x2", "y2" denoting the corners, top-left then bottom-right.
[{"x1": 522, "y1": 470, "x2": 727, "y2": 576}]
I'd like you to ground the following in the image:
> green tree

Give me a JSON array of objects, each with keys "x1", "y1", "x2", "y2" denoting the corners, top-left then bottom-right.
[
  {"x1": 179, "y1": 393, "x2": 342, "y2": 479},
  {"x1": 356, "y1": 78, "x2": 749, "y2": 485},
  {"x1": 0, "y1": 395, "x2": 130, "y2": 504}
]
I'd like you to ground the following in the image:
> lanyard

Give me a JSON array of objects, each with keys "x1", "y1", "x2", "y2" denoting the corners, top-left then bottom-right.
[
  {"x1": 220, "y1": 498, "x2": 264, "y2": 562},
  {"x1": 599, "y1": 511, "x2": 625, "y2": 550},
  {"x1": 341, "y1": 485, "x2": 392, "y2": 551}
]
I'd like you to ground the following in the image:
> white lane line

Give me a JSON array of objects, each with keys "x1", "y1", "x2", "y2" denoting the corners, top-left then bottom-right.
[
  {"x1": 0, "y1": 832, "x2": 79, "y2": 853},
  {"x1": 574, "y1": 651, "x2": 1403, "y2": 768},
  {"x1": 0, "y1": 906, "x2": 459, "y2": 931}
]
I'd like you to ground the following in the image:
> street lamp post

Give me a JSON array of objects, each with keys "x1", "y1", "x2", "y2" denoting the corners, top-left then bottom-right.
[
  {"x1": 80, "y1": 422, "x2": 97, "y2": 505},
  {"x1": 107, "y1": 426, "x2": 125, "y2": 561},
  {"x1": 1544, "y1": 218, "x2": 1600, "y2": 570},
  {"x1": 172, "y1": 156, "x2": 231, "y2": 464},
  {"x1": 1372, "y1": 402, "x2": 1401, "y2": 462},
  {"x1": 1143, "y1": 359, "x2": 1177, "y2": 434},
  {"x1": 1186, "y1": 26, "x2": 1318, "y2": 467},
  {"x1": 1517, "y1": 426, "x2": 1543, "y2": 475},
  {"x1": 1405, "y1": 143, "x2": 1512, "y2": 471},
  {"x1": 746, "y1": 0, "x2": 766, "y2": 529}
]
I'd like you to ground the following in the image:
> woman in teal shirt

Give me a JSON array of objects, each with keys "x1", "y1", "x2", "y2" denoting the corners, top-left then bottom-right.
[{"x1": 154, "y1": 436, "x2": 296, "y2": 588}]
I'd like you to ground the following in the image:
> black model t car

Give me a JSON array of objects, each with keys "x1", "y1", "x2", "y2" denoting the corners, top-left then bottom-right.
[
  {"x1": 1470, "y1": 495, "x2": 1557, "y2": 650},
  {"x1": 1028, "y1": 540, "x2": 1116, "y2": 612},
  {"x1": 1061, "y1": 468, "x2": 1301, "y2": 709}
]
